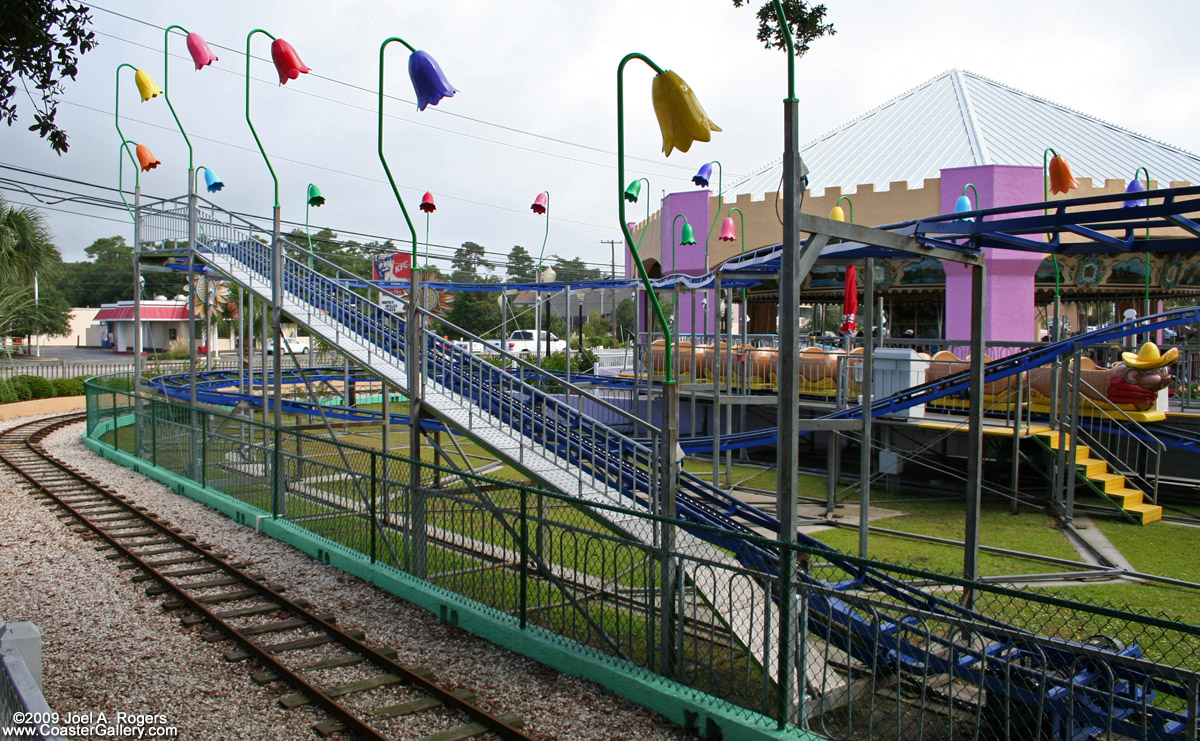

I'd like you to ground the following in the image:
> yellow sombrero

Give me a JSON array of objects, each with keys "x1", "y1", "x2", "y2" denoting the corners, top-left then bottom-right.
[{"x1": 1121, "y1": 342, "x2": 1179, "y2": 370}]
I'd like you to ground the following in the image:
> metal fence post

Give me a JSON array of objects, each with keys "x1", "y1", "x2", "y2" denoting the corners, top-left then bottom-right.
[
  {"x1": 200, "y1": 412, "x2": 207, "y2": 488},
  {"x1": 150, "y1": 398, "x2": 158, "y2": 468},
  {"x1": 370, "y1": 452, "x2": 377, "y2": 565},
  {"x1": 519, "y1": 487, "x2": 528, "y2": 630}
]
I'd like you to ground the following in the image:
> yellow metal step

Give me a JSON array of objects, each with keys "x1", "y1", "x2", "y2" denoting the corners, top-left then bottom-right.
[
  {"x1": 1102, "y1": 487, "x2": 1144, "y2": 508},
  {"x1": 1078, "y1": 460, "x2": 1109, "y2": 478},
  {"x1": 1124, "y1": 503, "x2": 1162, "y2": 525},
  {"x1": 1087, "y1": 472, "x2": 1127, "y2": 492}
]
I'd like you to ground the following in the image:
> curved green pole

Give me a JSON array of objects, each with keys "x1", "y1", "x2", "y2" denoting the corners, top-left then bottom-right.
[
  {"x1": 701, "y1": 160, "x2": 724, "y2": 268},
  {"x1": 618, "y1": 52, "x2": 674, "y2": 386},
  {"x1": 728, "y1": 206, "x2": 747, "y2": 329},
  {"x1": 1134, "y1": 166, "x2": 1151, "y2": 309},
  {"x1": 377, "y1": 37, "x2": 421, "y2": 270},
  {"x1": 836, "y1": 194, "x2": 854, "y2": 223},
  {"x1": 245, "y1": 29, "x2": 280, "y2": 209},
  {"x1": 163, "y1": 25, "x2": 194, "y2": 170},
  {"x1": 305, "y1": 192, "x2": 315, "y2": 253},
  {"x1": 773, "y1": 0, "x2": 796, "y2": 102},
  {"x1": 114, "y1": 63, "x2": 141, "y2": 221},
  {"x1": 535, "y1": 190, "x2": 551, "y2": 272},
  {"x1": 114, "y1": 63, "x2": 138, "y2": 170},
  {"x1": 117, "y1": 139, "x2": 140, "y2": 220},
  {"x1": 424, "y1": 210, "x2": 431, "y2": 269}
]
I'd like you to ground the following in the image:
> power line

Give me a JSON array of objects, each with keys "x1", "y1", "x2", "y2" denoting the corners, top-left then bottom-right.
[
  {"x1": 63, "y1": 97, "x2": 626, "y2": 233},
  {"x1": 87, "y1": 5, "x2": 732, "y2": 180},
  {"x1": 0, "y1": 165, "x2": 626, "y2": 273}
]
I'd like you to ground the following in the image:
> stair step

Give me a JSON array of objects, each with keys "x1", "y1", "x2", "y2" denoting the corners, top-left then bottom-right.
[
  {"x1": 1105, "y1": 488, "x2": 1144, "y2": 508},
  {"x1": 1125, "y1": 503, "x2": 1163, "y2": 525},
  {"x1": 1078, "y1": 460, "x2": 1108, "y2": 478},
  {"x1": 1088, "y1": 472, "x2": 1127, "y2": 492}
]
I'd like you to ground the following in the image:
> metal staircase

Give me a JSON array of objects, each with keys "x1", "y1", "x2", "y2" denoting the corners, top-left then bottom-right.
[{"x1": 1033, "y1": 429, "x2": 1163, "y2": 524}]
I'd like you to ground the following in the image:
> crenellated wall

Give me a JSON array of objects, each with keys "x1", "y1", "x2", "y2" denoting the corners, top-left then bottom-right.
[{"x1": 629, "y1": 178, "x2": 943, "y2": 274}]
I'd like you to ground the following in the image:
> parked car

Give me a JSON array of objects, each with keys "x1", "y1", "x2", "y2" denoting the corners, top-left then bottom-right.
[
  {"x1": 266, "y1": 336, "x2": 309, "y2": 355},
  {"x1": 505, "y1": 330, "x2": 566, "y2": 355}
]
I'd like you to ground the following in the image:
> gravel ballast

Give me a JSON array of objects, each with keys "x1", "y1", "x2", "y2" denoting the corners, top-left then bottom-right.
[{"x1": 0, "y1": 416, "x2": 694, "y2": 740}]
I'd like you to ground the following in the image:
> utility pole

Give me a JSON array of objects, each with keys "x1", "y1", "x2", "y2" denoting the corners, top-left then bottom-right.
[{"x1": 603, "y1": 239, "x2": 621, "y2": 339}]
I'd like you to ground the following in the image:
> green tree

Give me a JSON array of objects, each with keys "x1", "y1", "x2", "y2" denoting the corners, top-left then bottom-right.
[
  {"x1": 551, "y1": 256, "x2": 603, "y2": 283},
  {"x1": 505, "y1": 245, "x2": 535, "y2": 282},
  {"x1": 449, "y1": 241, "x2": 491, "y2": 282},
  {"x1": 0, "y1": 196, "x2": 62, "y2": 284},
  {"x1": 3, "y1": 284, "x2": 71, "y2": 339},
  {"x1": 615, "y1": 298, "x2": 636, "y2": 340},
  {"x1": 732, "y1": 0, "x2": 835, "y2": 57},
  {"x1": 57, "y1": 234, "x2": 184, "y2": 307},
  {"x1": 1, "y1": 1, "x2": 97, "y2": 154}
]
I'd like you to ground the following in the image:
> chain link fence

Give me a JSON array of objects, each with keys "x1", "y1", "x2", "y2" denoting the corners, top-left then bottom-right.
[{"x1": 84, "y1": 375, "x2": 1200, "y2": 739}]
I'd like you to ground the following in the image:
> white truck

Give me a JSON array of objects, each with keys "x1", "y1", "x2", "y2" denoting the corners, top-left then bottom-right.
[{"x1": 504, "y1": 330, "x2": 566, "y2": 356}]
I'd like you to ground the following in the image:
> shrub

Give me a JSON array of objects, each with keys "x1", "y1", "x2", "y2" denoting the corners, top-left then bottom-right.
[
  {"x1": 51, "y1": 377, "x2": 86, "y2": 397},
  {"x1": 6, "y1": 376, "x2": 32, "y2": 401},
  {"x1": 0, "y1": 380, "x2": 17, "y2": 404},
  {"x1": 14, "y1": 374, "x2": 55, "y2": 399}
]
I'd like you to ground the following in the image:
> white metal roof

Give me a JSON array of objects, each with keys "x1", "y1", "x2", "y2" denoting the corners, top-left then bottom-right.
[{"x1": 729, "y1": 69, "x2": 1200, "y2": 197}]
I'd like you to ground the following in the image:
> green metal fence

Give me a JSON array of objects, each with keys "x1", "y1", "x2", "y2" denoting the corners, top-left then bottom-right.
[{"x1": 84, "y1": 375, "x2": 1200, "y2": 740}]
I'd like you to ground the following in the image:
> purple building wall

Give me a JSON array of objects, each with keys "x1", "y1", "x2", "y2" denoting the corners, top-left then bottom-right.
[
  {"x1": 631, "y1": 190, "x2": 716, "y2": 335},
  {"x1": 941, "y1": 165, "x2": 1046, "y2": 345}
]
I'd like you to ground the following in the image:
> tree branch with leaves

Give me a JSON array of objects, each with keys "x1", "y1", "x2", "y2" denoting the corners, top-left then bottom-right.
[
  {"x1": 732, "y1": 0, "x2": 835, "y2": 57},
  {"x1": 0, "y1": 1, "x2": 97, "y2": 154}
]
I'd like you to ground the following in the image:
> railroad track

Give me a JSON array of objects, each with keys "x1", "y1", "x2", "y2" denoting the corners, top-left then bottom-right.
[{"x1": 1, "y1": 413, "x2": 534, "y2": 741}]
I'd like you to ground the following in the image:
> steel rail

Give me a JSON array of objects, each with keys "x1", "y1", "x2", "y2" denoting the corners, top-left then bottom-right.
[{"x1": 1, "y1": 413, "x2": 533, "y2": 741}]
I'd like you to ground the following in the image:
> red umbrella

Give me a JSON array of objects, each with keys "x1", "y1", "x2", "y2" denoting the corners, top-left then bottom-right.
[{"x1": 840, "y1": 265, "x2": 858, "y2": 334}]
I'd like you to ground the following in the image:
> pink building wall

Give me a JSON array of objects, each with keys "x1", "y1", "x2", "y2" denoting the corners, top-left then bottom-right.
[{"x1": 941, "y1": 165, "x2": 1046, "y2": 345}]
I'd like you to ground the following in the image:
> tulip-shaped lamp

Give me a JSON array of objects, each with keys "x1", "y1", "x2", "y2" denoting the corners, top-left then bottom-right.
[
  {"x1": 134, "y1": 70, "x2": 163, "y2": 101},
  {"x1": 954, "y1": 184, "x2": 978, "y2": 222},
  {"x1": 1125, "y1": 167, "x2": 1149, "y2": 209},
  {"x1": 186, "y1": 32, "x2": 218, "y2": 70},
  {"x1": 1044, "y1": 147, "x2": 1079, "y2": 198},
  {"x1": 409, "y1": 51, "x2": 458, "y2": 111},
  {"x1": 117, "y1": 139, "x2": 160, "y2": 219},
  {"x1": 305, "y1": 183, "x2": 325, "y2": 257},
  {"x1": 135, "y1": 144, "x2": 160, "y2": 172},
  {"x1": 198, "y1": 165, "x2": 223, "y2": 193},
  {"x1": 719, "y1": 216, "x2": 737, "y2": 241},
  {"x1": 420, "y1": 192, "x2": 436, "y2": 268}
]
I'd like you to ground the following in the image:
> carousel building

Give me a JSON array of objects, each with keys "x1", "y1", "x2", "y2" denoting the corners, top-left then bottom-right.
[{"x1": 626, "y1": 69, "x2": 1200, "y2": 342}]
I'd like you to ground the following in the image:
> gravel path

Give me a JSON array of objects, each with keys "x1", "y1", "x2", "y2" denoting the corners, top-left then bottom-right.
[{"x1": 0, "y1": 415, "x2": 694, "y2": 740}]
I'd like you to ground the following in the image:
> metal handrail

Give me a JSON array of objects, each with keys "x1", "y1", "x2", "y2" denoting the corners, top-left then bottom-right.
[
  {"x1": 198, "y1": 236, "x2": 665, "y2": 502},
  {"x1": 1073, "y1": 373, "x2": 1165, "y2": 505}
]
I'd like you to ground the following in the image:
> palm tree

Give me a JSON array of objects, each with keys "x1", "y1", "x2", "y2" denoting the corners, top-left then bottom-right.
[{"x1": 0, "y1": 196, "x2": 62, "y2": 284}]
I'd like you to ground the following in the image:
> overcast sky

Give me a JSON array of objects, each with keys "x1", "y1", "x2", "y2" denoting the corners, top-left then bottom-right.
[{"x1": 3, "y1": 0, "x2": 1199, "y2": 272}]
